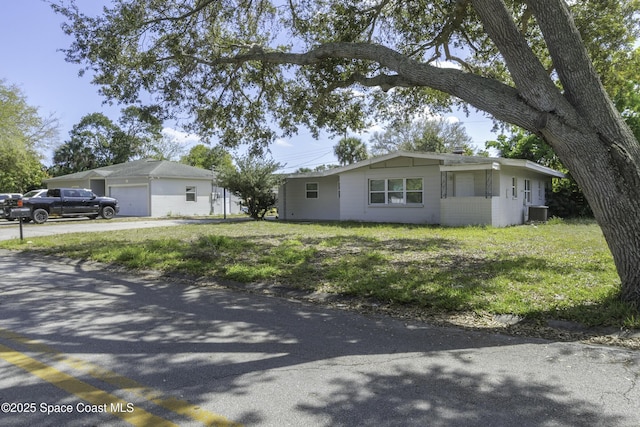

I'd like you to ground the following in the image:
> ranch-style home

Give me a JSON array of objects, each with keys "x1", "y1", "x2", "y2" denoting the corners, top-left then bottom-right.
[
  {"x1": 45, "y1": 159, "x2": 242, "y2": 217},
  {"x1": 278, "y1": 151, "x2": 564, "y2": 227}
]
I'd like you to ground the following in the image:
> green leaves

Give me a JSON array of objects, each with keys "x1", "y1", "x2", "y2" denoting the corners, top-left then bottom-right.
[
  {"x1": 216, "y1": 154, "x2": 283, "y2": 219},
  {"x1": 333, "y1": 137, "x2": 368, "y2": 165},
  {"x1": 370, "y1": 117, "x2": 474, "y2": 155},
  {"x1": 53, "y1": 0, "x2": 640, "y2": 146},
  {"x1": 51, "y1": 106, "x2": 165, "y2": 175},
  {"x1": 0, "y1": 80, "x2": 56, "y2": 192}
]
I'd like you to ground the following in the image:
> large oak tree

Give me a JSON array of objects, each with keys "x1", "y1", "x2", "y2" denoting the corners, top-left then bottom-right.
[{"x1": 53, "y1": 0, "x2": 640, "y2": 307}]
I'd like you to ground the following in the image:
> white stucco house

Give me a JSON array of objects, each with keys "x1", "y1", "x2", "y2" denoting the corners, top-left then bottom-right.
[
  {"x1": 45, "y1": 159, "x2": 242, "y2": 217},
  {"x1": 278, "y1": 151, "x2": 564, "y2": 227}
]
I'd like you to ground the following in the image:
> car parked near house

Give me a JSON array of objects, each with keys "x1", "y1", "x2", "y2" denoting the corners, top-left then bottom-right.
[
  {"x1": 0, "y1": 193, "x2": 22, "y2": 220},
  {"x1": 22, "y1": 189, "x2": 47, "y2": 199},
  {"x1": 0, "y1": 193, "x2": 22, "y2": 200},
  {"x1": 2, "y1": 188, "x2": 120, "y2": 224}
]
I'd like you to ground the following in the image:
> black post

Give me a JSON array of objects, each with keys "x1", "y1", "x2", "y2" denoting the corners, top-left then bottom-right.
[{"x1": 18, "y1": 218, "x2": 24, "y2": 241}]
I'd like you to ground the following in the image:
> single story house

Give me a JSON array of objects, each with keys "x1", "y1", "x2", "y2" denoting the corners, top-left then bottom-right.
[
  {"x1": 45, "y1": 159, "x2": 242, "y2": 217},
  {"x1": 278, "y1": 151, "x2": 565, "y2": 227}
]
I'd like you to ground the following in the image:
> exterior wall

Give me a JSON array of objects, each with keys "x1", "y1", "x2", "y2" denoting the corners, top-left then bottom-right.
[
  {"x1": 279, "y1": 160, "x2": 557, "y2": 227},
  {"x1": 339, "y1": 163, "x2": 441, "y2": 224},
  {"x1": 46, "y1": 179, "x2": 92, "y2": 190},
  {"x1": 279, "y1": 176, "x2": 340, "y2": 221},
  {"x1": 89, "y1": 179, "x2": 106, "y2": 196},
  {"x1": 443, "y1": 170, "x2": 499, "y2": 198},
  {"x1": 491, "y1": 168, "x2": 551, "y2": 226},
  {"x1": 149, "y1": 178, "x2": 212, "y2": 217},
  {"x1": 211, "y1": 192, "x2": 243, "y2": 216},
  {"x1": 440, "y1": 197, "x2": 493, "y2": 226},
  {"x1": 107, "y1": 177, "x2": 149, "y2": 188},
  {"x1": 441, "y1": 168, "x2": 552, "y2": 227},
  {"x1": 47, "y1": 176, "x2": 241, "y2": 217}
]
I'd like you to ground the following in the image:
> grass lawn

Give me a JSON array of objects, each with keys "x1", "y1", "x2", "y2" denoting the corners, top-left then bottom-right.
[{"x1": 1, "y1": 218, "x2": 638, "y2": 329}]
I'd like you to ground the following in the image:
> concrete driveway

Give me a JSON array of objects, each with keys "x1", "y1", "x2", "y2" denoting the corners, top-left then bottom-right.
[{"x1": 0, "y1": 217, "x2": 243, "y2": 241}]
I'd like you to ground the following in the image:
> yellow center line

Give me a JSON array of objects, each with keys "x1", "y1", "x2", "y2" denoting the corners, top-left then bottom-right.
[
  {"x1": 0, "y1": 343, "x2": 177, "y2": 427},
  {"x1": 0, "y1": 328, "x2": 241, "y2": 427}
]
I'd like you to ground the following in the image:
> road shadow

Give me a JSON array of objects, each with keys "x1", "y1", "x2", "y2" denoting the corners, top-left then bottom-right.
[{"x1": 0, "y1": 250, "x2": 637, "y2": 426}]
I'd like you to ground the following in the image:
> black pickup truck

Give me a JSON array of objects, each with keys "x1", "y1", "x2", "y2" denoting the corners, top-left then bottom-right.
[{"x1": 2, "y1": 188, "x2": 119, "y2": 224}]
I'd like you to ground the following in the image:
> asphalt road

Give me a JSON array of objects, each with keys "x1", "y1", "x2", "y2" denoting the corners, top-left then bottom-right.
[{"x1": 0, "y1": 249, "x2": 639, "y2": 426}]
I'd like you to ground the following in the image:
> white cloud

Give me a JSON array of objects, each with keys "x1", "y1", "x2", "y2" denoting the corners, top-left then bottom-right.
[
  {"x1": 433, "y1": 60, "x2": 463, "y2": 70},
  {"x1": 411, "y1": 106, "x2": 461, "y2": 125},
  {"x1": 352, "y1": 123, "x2": 385, "y2": 138},
  {"x1": 162, "y1": 127, "x2": 201, "y2": 145},
  {"x1": 274, "y1": 137, "x2": 294, "y2": 147}
]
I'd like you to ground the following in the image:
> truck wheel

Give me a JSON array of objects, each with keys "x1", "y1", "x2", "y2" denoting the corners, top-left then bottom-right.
[
  {"x1": 32, "y1": 208, "x2": 49, "y2": 224},
  {"x1": 100, "y1": 206, "x2": 115, "y2": 219}
]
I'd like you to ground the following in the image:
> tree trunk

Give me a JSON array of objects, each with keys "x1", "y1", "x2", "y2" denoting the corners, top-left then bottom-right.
[
  {"x1": 476, "y1": 0, "x2": 640, "y2": 308},
  {"x1": 540, "y1": 121, "x2": 640, "y2": 308}
]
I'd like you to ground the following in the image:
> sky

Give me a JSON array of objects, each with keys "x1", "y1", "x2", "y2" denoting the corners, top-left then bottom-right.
[{"x1": 1, "y1": 1, "x2": 500, "y2": 173}]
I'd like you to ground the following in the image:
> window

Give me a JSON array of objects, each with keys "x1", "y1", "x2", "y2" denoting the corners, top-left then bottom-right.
[
  {"x1": 524, "y1": 179, "x2": 531, "y2": 204},
  {"x1": 538, "y1": 181, "x2": 544, "y2": 200},
  {"x1": 406, "y1": 178, "x2": 423, "y2": 203},
  {"x1": 511, "y1": 177, "x2": 518, "y2": 199},
  {"x1": 387, "y1": 178, "x2": 404, "y2": 204},
  {"x1": 63, "y1": 189, "x2": 81, "y2": 197},
  {"x1": 369, "y1": 179, "x2": 386, "y2": 204},
  {"x1": 369, "y1": 178, "x2": 423, "y2": 205},
  {"x1": 305, "y1": 182, "x2": 318, "y2": 199},
  {"x1": 186, "y1": 186, "x2": 197, "y2": 202}
]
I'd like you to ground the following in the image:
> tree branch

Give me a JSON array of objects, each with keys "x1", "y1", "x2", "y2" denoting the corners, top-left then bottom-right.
[
  {"x1": 179, "y1": 42, "x2": 555, "y2": 134},
  {"x1": 469, "y1": 0, "x2": 562, "y2": 113},
  {"x1": 525, "y1": 0, "x2": 628, "y2": 134},
  {"x1": 140, "y1": 0, "x2": 218, "y2": 26},
  {"x1": 327, "y1": 73, "x2": 414, "y2": 92}
]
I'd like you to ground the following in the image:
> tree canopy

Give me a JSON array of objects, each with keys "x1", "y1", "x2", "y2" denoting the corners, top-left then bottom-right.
[
  {"x1": 0, "y1": 80, "x2": 57, "y2": 192},
  {"x1": 370, "y1": 118, "x2": 475, "y2": 156},
  {"x1": 53, "y1": 1, "x2": 639, "y2": 146},
  {"x1": 51, "y1": 106, "x2": 165, "y2": 175},
  {"x1": 180, "y1": 144, "x2": 233, "y2": 171},
  {"x1": 333, "y1": 137, "x2": 369, "y2": 165},
  {"x1": 216, "y1": 155, "x2": 283, "y2": 220},
  {"x1": 53, "y1": 1, "x2": 640, "y2": 306}
]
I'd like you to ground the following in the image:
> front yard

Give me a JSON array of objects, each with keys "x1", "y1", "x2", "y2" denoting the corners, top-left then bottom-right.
[{"x1": 2, "y1": 218, "x2": 637, "y2": 333}]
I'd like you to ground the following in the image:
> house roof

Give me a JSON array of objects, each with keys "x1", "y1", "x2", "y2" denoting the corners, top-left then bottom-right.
[
  {"x1": 46, "y1": 159, "x2": 214, "y2": 182},
  {"x1": 285, "y1": 151, "x2": 565, "y2": 179}
]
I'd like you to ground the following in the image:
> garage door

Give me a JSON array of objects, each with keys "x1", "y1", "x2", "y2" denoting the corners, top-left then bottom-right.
[{"x1": 110, "y1": 186, "x2": 149, "y2": 217}]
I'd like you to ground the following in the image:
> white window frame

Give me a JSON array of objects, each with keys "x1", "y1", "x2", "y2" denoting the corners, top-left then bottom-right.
[
  {"x1": 305, "y1": 182, "x2": 319, "y2": 199},
  {"x1": 368, "y1": 178, "x2": 423, "y2": 205},
  {"x1": 524, "y1": 179, "x2": 532, "y2": 204},
  {"x1": 538, "y1": 181, "x2": 544, "y2": 200},
  {"x1": 511, "y1": 177, "x2": 518, "y2": 199},
  {"x1": 186, "y1": 186, "x2": 197, "y2": 202}
]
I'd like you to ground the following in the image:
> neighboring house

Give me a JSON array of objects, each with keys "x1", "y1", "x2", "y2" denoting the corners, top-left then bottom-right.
[
  {"x1": 278, "y1": 151, "x2": 564, "y2": 227},
  {"x1": 45, "y1": 159, "x2": 242, "y2": 217}
]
